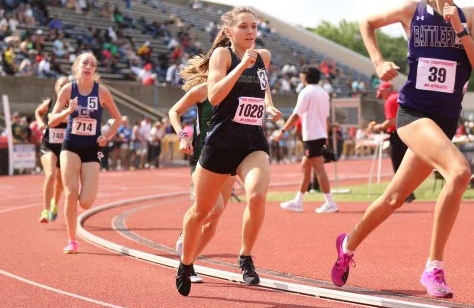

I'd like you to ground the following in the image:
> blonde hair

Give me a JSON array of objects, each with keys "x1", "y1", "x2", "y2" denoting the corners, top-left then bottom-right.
[
  {"x1": 71, "y1": 52, "x2": 101, "y2": 82},
  {"x1": 180, "y1": 55, "x2": 207, "y2": 92},
  {"x1": 182, "y1": 7, "x2": 256, "y2": 90}
]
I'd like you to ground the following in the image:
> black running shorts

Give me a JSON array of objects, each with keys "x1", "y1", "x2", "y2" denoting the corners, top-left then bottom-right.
[
  {"x1": 303, "y1": 138, "x2": 327, "y2": 158},
  {"x1": 396, "y1": 105, "x2": 458, "y2": 140},
  {"x1": 62, "y1": 142, "x2": 103, "y2": 164},
  {"x1": 199, "y1": 145, "x2": 268, "y2": 175},
  {"x1": 40, "y1": 143, "x2": 62, "y2": 168}
]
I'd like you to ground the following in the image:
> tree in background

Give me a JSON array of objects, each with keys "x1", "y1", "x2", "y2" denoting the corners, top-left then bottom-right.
[
  {"x1": 309, "y1": 20, "x2": 474, "y2": 91},
  {"x1": 308, "y1": 20, "x2": 408, "y2": 75}
]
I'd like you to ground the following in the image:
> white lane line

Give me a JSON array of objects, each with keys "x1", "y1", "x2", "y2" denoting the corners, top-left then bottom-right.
[
  {"x1": 0, "y1": 269, "x2": 128, "y2": 308},
  {"x1": 0, "y1": 195, "x2": 137, "y2": 308},
  {"x1": 78, "y1": 193, "x2": 450, "y2": 308},
  {"x1": 0, "y1": 203, "x2": 41, "y2": 214}
]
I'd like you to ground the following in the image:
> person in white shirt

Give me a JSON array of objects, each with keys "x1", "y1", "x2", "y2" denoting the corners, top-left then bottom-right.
[{"x1": 274, "y1": 65, "x2": 338, "y2": 213}]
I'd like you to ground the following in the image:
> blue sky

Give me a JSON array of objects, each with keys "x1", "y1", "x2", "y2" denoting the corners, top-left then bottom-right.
[{"x1": 209, "y1": 0, "x2": 472, "y2": 37}]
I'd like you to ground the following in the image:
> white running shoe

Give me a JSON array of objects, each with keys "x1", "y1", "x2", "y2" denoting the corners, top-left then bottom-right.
[
  {"x1": 280, "y1": 200, "x2": 303, "y2": 212},
  {"x1": 175, "y1": 231, "x2": 183, "y2": 257},
  {"x1": 190, "y1": 265, "x2": 203, "y2": 283},
  {"x1": 315, "y1": 203, "x2": 339, "y2": 214}
]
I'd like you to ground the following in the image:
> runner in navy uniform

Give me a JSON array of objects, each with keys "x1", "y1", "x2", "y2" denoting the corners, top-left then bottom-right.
[
  {"x1": 169, "y1": 56, "x2": 236, "y2": 284},
  {"x1": 175, "y1": 7, "x2": 281, "y2": 296},
  {"x1": 49, "y1": 52, "x2": 122, "y2": 254},
  {"x1": 36, "y1": 76, "x2": 69, "y2": 223},
  {"x1": 331, "y1": 0, "x2": 474, "y2": 298}
]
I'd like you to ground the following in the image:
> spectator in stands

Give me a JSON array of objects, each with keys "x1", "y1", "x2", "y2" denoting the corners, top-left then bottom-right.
[
  {"x1": 100, "y1": 1, "x2": 112, "y2": 20},
  {"x1": 166, "y1": 60, "x2": 181, "y2": 86},
  {"x1": 137, "y1": 40, "x2": 152, "y2": 62},
  {"x1": 80, "y1": 0, "x2": 92, "y2": 16},
  {"x1": 190, "y1": 0, "x2": 203, "y2": 10},
  {"x1": 48, "y1": 14, "x2": 62, "y2": 31},
  {"x1": 113, "y1": 5, "x2": 124, "y2": 27},
  {"x1": 107, "y1": 26, "x2": 117, "y2": 42},
  {"x1": 0, "y1": 15, "x2": 9, "y2": 41},
  {"x1": 351, "y1": 78, "x2": 362, "y2": 96},
  {"x1": 321, "y1": 79, "x2": 334, "y2": 97},
  {"x1": 38, "y1": 53, "x2": 58, "y2": 78},
  {"x1": 148, "y1": 120, "x2": 162, "y2": 168},
  {"x1": 32, "y1": 0, "x2": 48, "y2": 25},
  {"x1": 137, "y1": 117, "x2": 151, "y2": 169},
  {"x1": 137, "y1": 62, "x2": 156, "y2": 85},
  {"x1": 52, "y1": 32, "x2": 67, "y2": 58},
  {"x1": 116, "y1": 116, "x2": 132, "y2": 170},
  {"x1": 6, "y1": 13, "x2": 19, "y2": 32},
  {"x1": 167, "y1": 37, "x2": 180, "y2": 51},
  {"x1": 32, "y1": 28, "x2": 45, "y2": 53},
  {"x1": 2, "y1": 45, "x2": 16, "y2": 75},
  {"x1": 19, "y1": 35, "x2": 35, "y2": 57},
  {"x1": 17, "y1": 56, "x2": 33, "y2": 76},
  {"x1": 129, "y1": 119, "x2": 141, "y2": 170},
  {"x1": 370, "y1": 73, "x2": 381, "y2": 89},
  {"x1": 21, "y1": 3, "x2": 36, "y2": 25},
  {"x1": 65, "y1": 0, "x2": 76, "y2": 11},
  {"x1": 331, "y1": 1, "x2": 474, "y2": 299},
  {"x1": 11, "y1": 112, "x2": 27, "y2": 143}
]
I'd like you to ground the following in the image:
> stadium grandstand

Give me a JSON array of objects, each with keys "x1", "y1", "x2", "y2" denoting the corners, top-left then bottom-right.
[{"x1": 1, "y1": 0, "x2": 473, "y2": 173}]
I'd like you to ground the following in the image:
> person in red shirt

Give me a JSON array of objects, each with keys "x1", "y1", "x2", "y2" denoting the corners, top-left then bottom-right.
[{"x1": 370, "y1": 81, "x2": 415, "y2": 203}]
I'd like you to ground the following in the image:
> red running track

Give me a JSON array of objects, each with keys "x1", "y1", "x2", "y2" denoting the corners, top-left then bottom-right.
[{"x1": 0, "y1": 158, "x2": 473, "y2": 308}]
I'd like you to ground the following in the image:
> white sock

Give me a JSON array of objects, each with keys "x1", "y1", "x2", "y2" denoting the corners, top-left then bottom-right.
[
  {"x1": 324, "y1": 193, "x2": 335, "y2": 205},
  {"x1": 294, "y1": 191, "x2": 304, "y2": 204},
  {"x1": 342, "y1": 235, "x2": 354, "y2": 255},
  {"x1": 426, "y1": 259, "x2": 444, "y2": 271}
]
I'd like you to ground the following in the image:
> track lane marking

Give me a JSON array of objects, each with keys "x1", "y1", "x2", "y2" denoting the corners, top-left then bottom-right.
[{"x1": 0, "y1": 269, "x2": 129, "y2": 308}]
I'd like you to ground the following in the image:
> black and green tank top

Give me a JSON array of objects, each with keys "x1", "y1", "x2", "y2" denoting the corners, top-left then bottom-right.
[
  {"x1": 189, "y1": 98, "x2": 213, "y2": 166},
  {"x1": 203, "y1": 47, "x2": 269, "y2": 152}
]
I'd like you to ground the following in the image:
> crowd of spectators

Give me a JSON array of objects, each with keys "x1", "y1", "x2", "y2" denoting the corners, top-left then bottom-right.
[
  {"x1": 0, "y1": 0, "x2": 385, "y2": 174},
  {"x1": 1, "y1": 0, "x2": 369, "y2": 97}
]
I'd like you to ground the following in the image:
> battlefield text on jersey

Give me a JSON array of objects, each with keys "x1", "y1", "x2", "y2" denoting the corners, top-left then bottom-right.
[
  {"x1": 238, "y1": 75, "x2": 261, "y2": 84},
  {"x1": 413, "y1": 25, "x2": 464, "y2": 49}
]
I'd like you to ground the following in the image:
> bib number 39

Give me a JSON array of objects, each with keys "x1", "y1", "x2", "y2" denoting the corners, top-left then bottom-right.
[
  {"x1": 233, "y1": 97, "x2": 265, "y2": 126},
  {"x1": 415, "y1": 57, "x2": 456, "y2": 93}
]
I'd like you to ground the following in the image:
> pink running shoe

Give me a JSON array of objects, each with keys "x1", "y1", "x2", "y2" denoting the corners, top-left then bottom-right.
[
  {"x1": 420, "y1": 268, "x2": 453, "y2": 298},
  {"x1": 63, "y1": 240, "x2": 79, "y2": 254},
  {"x1": 331, "y1": 233, "x2": 355, "y2": 287}
]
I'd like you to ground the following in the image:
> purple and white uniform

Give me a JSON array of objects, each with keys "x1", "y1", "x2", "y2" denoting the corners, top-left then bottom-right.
[{"x1": 398, "y1": 1, "x2": 471, "y2": 118}]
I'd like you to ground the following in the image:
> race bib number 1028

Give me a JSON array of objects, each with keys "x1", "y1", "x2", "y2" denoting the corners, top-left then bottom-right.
[{"x1": 233, "y1": 97, "x2": 265, "y2": 126}]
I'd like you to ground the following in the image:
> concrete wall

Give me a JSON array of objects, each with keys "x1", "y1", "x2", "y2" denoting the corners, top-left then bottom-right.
[
  {"x1": 16, "y1": 76, "x2": 473, "y2": 126},
  {"x1": 0, "y1": 77, "x2": 301, "y2": 123}
]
